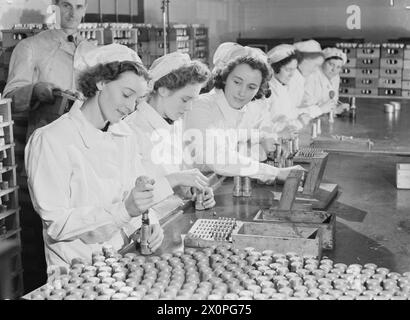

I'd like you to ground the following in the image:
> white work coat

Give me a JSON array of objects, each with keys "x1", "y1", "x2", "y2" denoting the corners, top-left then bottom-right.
[
  {"x1": 268, "y1": 77, "x2": 304, "y2": 131},
  {"x1": 288, "y1": 69, "x2": 322, "y2": 118},
  {"x1": 183, "y1": 89, "x2": 279, "y2": 179},
  {"x1": 125, "y1": 101, "x2": 183, "y2": 175},
  {"x1": 4, "y1": 29, "x2": 96, "y2": 138},
  {"x1": 25, "y1": 101, "x2": 173, "y2": 269},
  {"x1": 303, "y1": 68, "x2": 340, "y2": 107}
]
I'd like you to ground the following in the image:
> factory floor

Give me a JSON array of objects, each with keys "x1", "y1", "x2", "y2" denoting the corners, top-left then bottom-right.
[{"x1": 18, "y1": 97, "x2": 410, "y2": 294}]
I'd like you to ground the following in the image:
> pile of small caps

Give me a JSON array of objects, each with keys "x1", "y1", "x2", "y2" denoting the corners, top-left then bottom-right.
[{"x1": 29, "y1": 244, "x2": 410, "y2": 300}]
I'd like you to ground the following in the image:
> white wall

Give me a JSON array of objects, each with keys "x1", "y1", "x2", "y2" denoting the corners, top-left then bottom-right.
[{"x1": 144, "y1": 0, "x2": 410, "y2": 59}]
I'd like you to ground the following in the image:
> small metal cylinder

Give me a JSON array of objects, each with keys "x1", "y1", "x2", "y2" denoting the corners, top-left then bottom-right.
[
  {"x1": 195, "y1": 188, "x2": 205, "y2": 211},
  {"x1": 316, "y1": 118, "x2": 322, "y2": 135},
  {"x1": 242, "y1": 177, "x2": 252, "y2": 197},
  {"x1": 311, "y1": 122, "x2": 317, "y2": 139},
  {"x1": 233, "y1": 176, "x2": 242, "y2": 197}
]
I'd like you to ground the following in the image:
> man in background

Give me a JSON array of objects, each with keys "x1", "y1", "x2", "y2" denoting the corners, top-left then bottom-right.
[{"x1": 3, "y1": 0, "x2": 95, "y2": 139}]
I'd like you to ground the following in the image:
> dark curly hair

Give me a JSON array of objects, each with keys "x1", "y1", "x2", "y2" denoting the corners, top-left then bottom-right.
[
  {"x1": 270, "y1": 52, "x2": 300, "y2": 74},
  {"x1": 77, "y1": 61, "x2": 150, "y2": 98},
  {"x1": 213, "y1": 56, "x2": 272, "y2": 100},
  {"x1": 152, "y1": 60, "x2": 211, "y2": 93}
]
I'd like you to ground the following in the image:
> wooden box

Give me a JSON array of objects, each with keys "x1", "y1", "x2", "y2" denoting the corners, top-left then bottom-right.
[
  {"x1": 311, "y1": 136, "x2": 374, "y2": 152},
  {"x1": 356, "y1": 48, "x2": 380, "y2": 59},
  {"x1": 340, "y1": 77, "x2": 355, "y2": 88},
  {"x1": 402, "y1": 69, "x2": 410, "y2": 80},
  {"x1": 378, "y1": 77, "x2": 402, "y2": 89},
  {"x1": 402, "y1": 81, "x2": 410, "y2": 90},
  {"x1": 356, "y1": 58, "x2": 380, "y2": 68},
  {"x1": 356, "y1": 68, "x2": 379, "y2": 79},
  {"x1": 378, "y1": 88, "x2": 402, "y2": 96},
  {"x1": 231, "y1": 221, "x2": 322, "y2": 258},
  {"x1": 404, "y1": 60, "x2": 410, "y2": 69},
  {"x1": 355, "y1": 78, "x2": 378, "y2": 88},
  {"x1": 404, "y1": 49, "x2": 410, "y2": 60},
  {"x1": 380, "y1": 58, "x2": 403, "y2": 69},
  {"x1": 344, "y1": 58, "x2": 357, "y2": 68},
  {"x1": 339, "y1": 87, "x2": 355, "y2": 95},
  {"x1": 354, "y1": 88, "x2": 378, "y2": 96},
  {"x1": 340, "y1": 47, "x2": 357, "y2": 58},
  {"x1": 254, "y1": 209, "x2": 335, "y2": 250},
  {"x1": 397, "y1": 164, "x2": 410, "y2": 189},
  {"x1": 380, "y1": 68, "x2": 403, "y2": 78},
  {"x1": 381, "y1": 47, "x2": 404, "y2": 59},
  {"x1": 402, "y1": 90, "x2": 410, "y2": 98},
  {"x1": 340, "y1": 67, "x2": 356, "y2": 78}
]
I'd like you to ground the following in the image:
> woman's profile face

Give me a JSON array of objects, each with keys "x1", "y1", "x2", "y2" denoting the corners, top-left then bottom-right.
[
  {"x1": 99, "y1": 71, "x2": 148, "y2": 123},
  {"x1": 224, "y1": 63, "x2": 262, "y2": 110},
  {"x1": 275, "y1": 59, "x2": 298, "y2": 85},
  {"x1": 322, "y1": 58, "x2": 344, "y2": 80},
  {"x1": 160, "y1": 83, "x2": 203, "y2": 121}
]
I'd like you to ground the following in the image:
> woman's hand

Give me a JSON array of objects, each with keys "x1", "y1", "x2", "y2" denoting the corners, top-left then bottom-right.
[
  {"x1": 166, "y1": 169, "x2": 210, "y2": 190},
  {"x1": 125, "y1": 177, "x2": 155, "y2": 217}
]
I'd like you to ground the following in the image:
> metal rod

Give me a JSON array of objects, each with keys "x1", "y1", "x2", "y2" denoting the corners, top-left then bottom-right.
[
  {"x1": 115, "y1": 0, "x2": 119, "y2": 23},
  {"x1": 98, "y1": 0, "x2": 102, "y2": 22}
]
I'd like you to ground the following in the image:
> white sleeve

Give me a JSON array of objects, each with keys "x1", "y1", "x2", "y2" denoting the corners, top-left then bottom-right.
[
  {"x1": 25, "y1": 131, "x2": 133, "y2": 244},
  {"x1": 184, "y1": 101, "x2": 279, "y2": 179},
  {"x1": 3, "y1": 40, "x2": 37, "y2": 112}
]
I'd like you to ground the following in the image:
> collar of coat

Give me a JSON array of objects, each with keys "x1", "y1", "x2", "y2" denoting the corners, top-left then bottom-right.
[{"x1": 68, "y1": 100, "x2": 133, "y2": 149}]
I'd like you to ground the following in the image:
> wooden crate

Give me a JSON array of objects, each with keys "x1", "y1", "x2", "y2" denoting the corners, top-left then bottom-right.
[
  {"x1": 354, "y1": 88, "x2": 378, "y2": 96},
  {"x1": 404, "y1": 49, "x2": 410, "y2": 60},
  {"x1": 356, "y1": 68, "x2": 379, "y2": 79},
  {"x1": 378, "y1": 77, "x2": 402, "y2": 89},
  {"x1": 339, "y1": 87, "x2": 355, "y2": 95},
  {"x1": 378, "y1": 88, "x2": 402, "y2": 96},
  {"x1": 356, "y1": 58, "x2": 380, "y2": 68},
  {"x1": 381, "y1": 47, "x2": 404, "y2": 59},
  {"x1": 340, "y1": 77, "x2": 355, "y2": 88},
  {"x1": 355, "y1": 78, "x2": 379, "y2": 88},
  {"x1": 356, "y1": 47, "x2": 380, "y2": 59},
  {"x1": 380, "y1": 68, "x2": 403, "y2": 78},
  {"x1": 402, "y1": 69, "x2": 410, "y2": 80},
  {"x1": 344, "y1": 58, "x2": 356, "y2": 68},
  {"x1": 231, "y1": 221, "x2": 322, "y2": 258},
  {"x1": 402, "y1": 90, "x2": 410, "y2": 98},
  {"x1": 380, "y1": 58, "x2": 403, "y2": 68},
  {"x1": 340, "y1": 47, "x2": 356, "y2": 58},
  {"x1": 254, "y1": 209, "x2": 335, "y2": 250},
  {"x1": 397, "y1": 163, "x2": 410, "y2": 189},
  {"x1": 402, "y1": 81, "x2": 410, "y2": 90},
  {"x1": 340, "y1": 67, "x2": 356, "y2": 78},
  {"x1": 311, "y1": 136, "x2": 374, "y2": 152}
]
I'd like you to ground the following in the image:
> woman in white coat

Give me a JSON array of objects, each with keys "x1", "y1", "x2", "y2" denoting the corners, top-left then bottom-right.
[
  {"x1": 125, "y1": 52, "x2": 216, "y2": 209},
  {"x1": 303, "y1": 47, "x2": 350, "y2": 114},
  {"x1": 25, "y1": 44, "x2": 171, "y2": 269},
  {"x1": 289, "y1": 40, "x2": 335, "y2": 119},
  {"x1": 184, "y1": 42, "x2": 304, "y2": 181},
  {"x1": 266, "y1": 44, "x2": 312, "y2": 137}
]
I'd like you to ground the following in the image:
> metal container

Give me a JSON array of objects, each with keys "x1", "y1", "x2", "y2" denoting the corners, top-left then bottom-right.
[
  {"x1": 233, "y1": 176, "x2": 242, "y2": 197},
  {"x1": 242, "y1": 177, "x2": 252, "y2": 197}
]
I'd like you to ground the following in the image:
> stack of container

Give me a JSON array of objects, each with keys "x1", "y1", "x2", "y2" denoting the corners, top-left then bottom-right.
[
  {"x1": 355, "y1": 43, "x2": 380, "y2": 97},
  {"x1": 188, "y1": 24, "x2": 209, "y2": 65},
  {"x1": 402, "y1": 44, "x2": 410, "y2": 98},
  {"x1": 378, "y1": 43, "x2": 404, "y2": 97},
  {"x1": 337, "y1": 43, "x2": 358, "y2": 96}
]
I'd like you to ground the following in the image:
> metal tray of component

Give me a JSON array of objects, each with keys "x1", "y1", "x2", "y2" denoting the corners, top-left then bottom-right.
[
  {"x1": 254, "y1": 209, "x2": 335, "y2": 250},
  {"x1": 231, "y1": 221, "x2": 322, "y2": 258}
]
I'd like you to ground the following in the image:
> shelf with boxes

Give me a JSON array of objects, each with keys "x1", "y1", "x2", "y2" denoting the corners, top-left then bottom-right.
[
  {"x1": 337, "y1": 42, "x2": 410, "y2": 99},
  {"x1": 0, "y1": 97, "x2": 23, "y2": 299}
]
